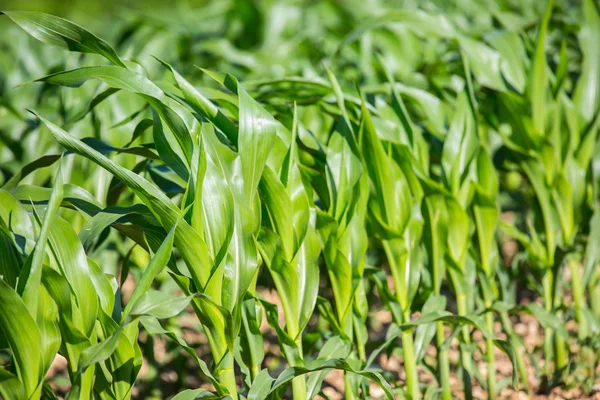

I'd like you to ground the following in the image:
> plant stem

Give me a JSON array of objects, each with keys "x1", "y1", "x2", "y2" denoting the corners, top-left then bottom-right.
[
  {"x1": 344, "y1": 375, "x2": 358, "y2": 400},
  {"x1": 542, "y1": 268, "x2": 554, "y2": 381},
  {"x1": 456, "y1": 294, "x2": 473, "y2": 400},
  {"x1": 484, "y1": 311, "x2": 497, "y2": 400},
  {"x1": 552, "y1": 255, "x2": 569, "y2": 374},
  {"x1": 216, "y1": 352, "x2": 238, "y2": 400},
  {"x1": 402, "y1": 328, "x2": 420, "y2": 399},
  {"x1": 480, "y1": 279, "x2": 497, "y2": 400},
  {"x1": 383, "y1": 240, "x2": 421, "y2": 399},
  {"x1": 437, "y1": 321, "x2": 452, "y2": 400},
  {"x1": 568, "y1": 259, "x2": 588, "y2": 338},
  {"x1": 291, "y1": 337, "x2": 307, "y2": 400}
]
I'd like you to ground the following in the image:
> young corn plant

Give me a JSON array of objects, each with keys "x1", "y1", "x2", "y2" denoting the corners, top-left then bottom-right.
[
  {"x1": 471, "y1": 147, "x2": 503, "y2": 399},
  {"x1": 358, "y1": 88, "x2": 424, "y2": 399},
  {"x1": 494, "y1": 0, "x2": 600, "y2": 387},
  {"x1": 412, "y1": 88, "x2": 479, "y2": 400},
  {"x1": 2, "y1": 12, "x2": 283, "y2": 399},
  {"x1": 314, "y1": 72, "x2": 370, "y2": 399},
  {"x1": 1, "y1": 2, "x2": 598, "y2": 399},
  {"x1": 256, "y1": 105, "x2": 321, "y2": 400},
  {"x1": 0, "y1": 166, "x2": 154, "y2": 400}
]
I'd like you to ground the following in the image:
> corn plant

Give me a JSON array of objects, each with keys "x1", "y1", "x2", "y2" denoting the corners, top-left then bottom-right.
[
  {"x1": 1, "y1": 2, "x2": 599, "y2": 400},
  {"x1": 492, "y1": 0, "x2": 600, "y2": 388}
]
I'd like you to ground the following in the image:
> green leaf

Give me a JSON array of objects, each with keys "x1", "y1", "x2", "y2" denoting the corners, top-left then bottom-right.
[
  {"x1": 156, "y1": 58, "x2": 238, "y2": 144},
  {"x1": 358, "y1": 92, "x2": 411, "y2": 236},
  {"x1": 18, "y1": 166, "x2": 63, "y2": 320},
  {"x1": 259, "y1": 167, "x2": 294, "y2": 261},
  {"x1": 237, "y1": 80, "x2": 278, "y2": 202},
  {"x1": 573, "y1": 0, "x2": 600, "y2": 122},
  {"x1": 521, "y1": 303, "x2": 568, "y2": 340},
  {"x1": 123, "y1": 223, "x2": 176, "y2": 318},
  {"x1": 130, "y1": 291, "x2": 194, "y2": 319},
  {"x1": 238, "y1": 296, "x2": 264, "y2": 382},
  {"x1": 445, "y1": 199, "x2": 469, "y2": 268},
  {"x1": 422, "y1": 194, "x2": 448, "y2": 293},
  {"x1": 247, "y1": 369, "x2": 274, "y2": 400},
  {"x1": 306, "y1": 336, "x2": 352, "y2": 398},
  {"x1": 1, "y1": 11, "x2": 125, "y2": 67},
  {"x1": 77, "y1": 327, "x2": 123, "y2": 373},
  {"x1": 529, "y1": 0, "x2": 553, "y2": 135},
  {"x1": 33, "y1": 111, "x2": 211, "y2": 292},
  {"x1": 0, "y1": 368, "x2": 25, "y2": 400},
  {"x1": 269, "y1": 358, "x2": 394, "y2": 400},
  {"x1": 31, "y1": 66, "x2": 193, "y2": 176},
  {"x1": 0, "y1": 278, "x2": 43, "y2": 398}
]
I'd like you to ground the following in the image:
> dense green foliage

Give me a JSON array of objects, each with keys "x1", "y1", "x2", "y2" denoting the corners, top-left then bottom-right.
[{"x1": 0, "y1": 0, "x2": 599, "y2": 399}]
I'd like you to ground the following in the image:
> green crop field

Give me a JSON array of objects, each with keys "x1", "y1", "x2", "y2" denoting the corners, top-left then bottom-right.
[{"x1": 0, "y1": 0, "x2": 598, "y2": 399}]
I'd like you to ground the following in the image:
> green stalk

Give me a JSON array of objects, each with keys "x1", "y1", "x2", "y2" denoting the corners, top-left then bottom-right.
[
  {"x1": 344, "y1": 375, "x2": 358, "y2": 400},
  {"x1": 484, "y1": 310, "x2": 497, "y2": 400},
  {"x1": 480, "y1": 278, "x2": 497, "y2": 400},
  {"x1": 570, "y1": 259, "x2": 588, "y2": 338},
  {"x1": 342, "y1": 315, "x2": 357, "y2": 400},
  {"x1": 215, "y1": 351, "x2": 238, "y2": 400},
  {"x1": 547, "y1": 250, "x2": 569, "y2": 380},
  {"x1": 80, "y1": 368, "x2": 95, "y2": 400},
  {"x1": 542, "y1": 268, "x2": 555, "y2": 381},
  {"x1": 383, "y1": 240, "x2": 421, "y2": 399},
  {"x1": 402, "y1": 328, "x2": 420, "y2": 400},
  {"x1": 291, "y1": 337, "x2": 307, "y2": 400},
  {"x1": 551, "y1": 263, "x2": 567, "y2": 373},
  {"x1": 436, "y1": 321, "x2": 452, "y2": 400},
  {"x1": 456, "y1": 294, "x2": 473, "y2": 400}
]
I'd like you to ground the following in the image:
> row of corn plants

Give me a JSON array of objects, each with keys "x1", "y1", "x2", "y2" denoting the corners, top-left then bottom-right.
[{"x1": 0, "y1": 0, "x2": 599, "y2": 398}]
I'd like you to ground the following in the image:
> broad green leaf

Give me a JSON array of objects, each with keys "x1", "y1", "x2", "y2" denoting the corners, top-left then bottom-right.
[
  {"x1": 157, "y1": 59, "x2": 238, "y2": 144},
  {"x1": 130, "y1": 291, "x2": 194, "y2": 319},
  {"x1": 306, "y1": 336, "x2": 352, "y2": 398},
  {"x1": 358, "y1": 93, "x2": 411, "y2": 236},
  {"x1": 247, "y1": 369, "x2": 274, "y2": 400},
  {"x1": 0, "y1": 278, "x2": 43, "y2": 398},
  {"x1": 237, "y1": 81, "x2": 278, "y2": 202},
  {"x1": 422, "y1": 194, "x2": 448, "y2": 293},
  {"x1": 44, "y1": 215, "x2": 100, "y2": 337},
  {"x1": 458, "y1": 35, "x2": 506, "y2": 91},
  {"x1": 238, "y1": 296, "x2": 264, "y2": 383},
  {"x1": 259, "y1": 167, "x2": 294, "y2": 261},
  {"x1": 77, "y1": 327, "x2": 123, "y2": 373},
  {"x1": 33, "y1": 112, "x2": 212, "y2": 291},
  {"x1": 1, "y1": 11, "x2": 125, "y2": 67},
  {"x1": 32, "y1": 66, "x2": 193, "y2": 177},
  {"x1": 0, "y1": 369, "x2": 25, "y2": 400},
  {"x1": 529, "y1": 0, "x2": 553, "y2": 135},
  {"x1": 573, "y1": 0, "x2": 600, "y2": 122},
  {"x1": 446, "y1": 199, "x2": 470, "y2": 269},
  {"x1": 485, "y1": 31, "x2": 526, "y2": 93}
]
